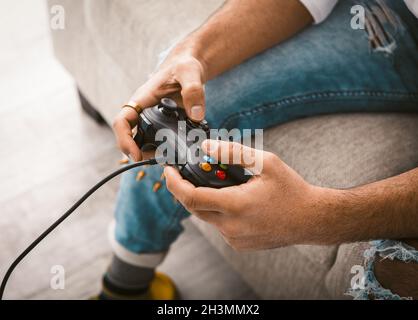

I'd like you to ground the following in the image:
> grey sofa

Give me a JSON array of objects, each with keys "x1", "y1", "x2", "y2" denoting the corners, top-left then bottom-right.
[{"x1": 48, "y1": 0, "x2": 418, "y2": 299}]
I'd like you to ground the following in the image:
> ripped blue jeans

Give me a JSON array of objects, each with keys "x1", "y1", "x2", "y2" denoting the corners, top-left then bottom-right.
[
  {"x1": 111, "y1": 0, "x2": 418, "y2": 298},
  {"x1": 347, "y1": 240, "x2": 418, "y2": 300}
]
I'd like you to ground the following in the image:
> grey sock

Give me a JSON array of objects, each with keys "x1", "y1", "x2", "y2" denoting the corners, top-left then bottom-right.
[{"x1": 105, "y1": 255, "x2": 155, "y2": 291}]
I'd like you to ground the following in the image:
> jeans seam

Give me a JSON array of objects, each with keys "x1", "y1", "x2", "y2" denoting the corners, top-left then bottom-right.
[{"x1": 220, "y1": 90, "x2": 418, "y2": 128}]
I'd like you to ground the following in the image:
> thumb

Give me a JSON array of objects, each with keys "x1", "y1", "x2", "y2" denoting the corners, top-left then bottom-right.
[{"x1": 201, "y1": 139, "x2": 264, "y2": 174}]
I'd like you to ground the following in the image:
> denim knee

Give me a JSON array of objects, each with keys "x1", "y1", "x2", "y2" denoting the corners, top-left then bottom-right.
[{"x1": 114, "y1": 163, "x2": 189, "y2": 253}]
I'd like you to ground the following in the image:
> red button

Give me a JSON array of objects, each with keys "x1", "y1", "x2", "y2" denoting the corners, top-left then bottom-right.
[{"x1": 215, "y1": 170, "x2": 226, "y2": 180}]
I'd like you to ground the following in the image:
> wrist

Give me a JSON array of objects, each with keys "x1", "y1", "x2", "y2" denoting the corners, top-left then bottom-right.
[
  {"x1": 307, "y1": 186, "x2": 360, "y2": 245},
  {"x1": 312, "y1": 185, "x2": 406, "y2": 245}
]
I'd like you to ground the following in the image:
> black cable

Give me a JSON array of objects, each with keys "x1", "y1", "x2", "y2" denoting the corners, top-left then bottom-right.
[{"x1": 0, "y1": 158, "x2": 159, "y2": 300}]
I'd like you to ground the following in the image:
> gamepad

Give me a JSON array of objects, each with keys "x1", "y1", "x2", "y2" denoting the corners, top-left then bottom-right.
[{"x1": 134, "y1": 98, "x2": 251, "y2": 188}]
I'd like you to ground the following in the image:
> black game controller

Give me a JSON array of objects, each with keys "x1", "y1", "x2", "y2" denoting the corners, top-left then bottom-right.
[{"x1": 134, "y1": 98, "x2": 251, "y2": 188}]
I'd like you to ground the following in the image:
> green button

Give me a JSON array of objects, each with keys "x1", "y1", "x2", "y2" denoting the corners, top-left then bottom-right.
[{"x1": 219, "y1": 163, "x2": 228, "y2": 170}]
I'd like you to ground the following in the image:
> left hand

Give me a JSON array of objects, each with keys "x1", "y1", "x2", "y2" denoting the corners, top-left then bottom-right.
[{"x1": 164, "y1": 139, "x2": 335, "y2": 251}]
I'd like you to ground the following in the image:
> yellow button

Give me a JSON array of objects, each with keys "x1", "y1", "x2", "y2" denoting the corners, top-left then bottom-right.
[{"x1": 199, "y1": 162, "x2": 212, "y2": 172}]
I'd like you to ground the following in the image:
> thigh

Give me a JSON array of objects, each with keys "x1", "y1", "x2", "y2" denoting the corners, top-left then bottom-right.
[
  {"x1": 114, "y1": 164, "x2": 189, "y2": 253},
  {"x1": 204, "y1": 0, "x2": 418, "y2": 131}
]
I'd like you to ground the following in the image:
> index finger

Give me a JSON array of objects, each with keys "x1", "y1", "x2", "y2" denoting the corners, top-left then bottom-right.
[{"x1": 128, "y1": 71, "x2": 173, "y2": 110}]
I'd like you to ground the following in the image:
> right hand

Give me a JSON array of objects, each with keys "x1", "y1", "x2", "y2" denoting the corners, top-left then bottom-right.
[{"x1": 112, "y1": 52, "x2": 207, "y2": 161}]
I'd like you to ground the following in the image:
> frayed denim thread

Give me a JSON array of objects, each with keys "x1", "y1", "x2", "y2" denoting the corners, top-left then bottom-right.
[{"x1": 347, "y1": 240, "x2": 418, "y2": 300}]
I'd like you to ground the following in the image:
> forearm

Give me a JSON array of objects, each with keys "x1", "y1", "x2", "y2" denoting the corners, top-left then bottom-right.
[
  {"x1": 320, "y1": 168, "x2": 418, "y2": 244},
  {"x1": 169, "y1": 0, "x2": 312, "y2": 80}
]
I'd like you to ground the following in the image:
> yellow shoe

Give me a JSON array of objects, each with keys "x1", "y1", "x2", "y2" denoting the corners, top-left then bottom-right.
[
  {"x1": 147, "y1": 272, "x2": 178, "y2": 300},
  {"x1": 91, "y1": 272, "x2": 178, "y2": 300}
]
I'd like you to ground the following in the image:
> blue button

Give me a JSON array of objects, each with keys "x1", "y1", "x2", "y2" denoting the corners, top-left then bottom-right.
[{"x1": 203, "y1": 155, "x2": 215, "y2": 163}]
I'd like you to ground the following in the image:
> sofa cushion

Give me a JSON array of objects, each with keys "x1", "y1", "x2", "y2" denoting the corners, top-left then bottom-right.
[{"x1": 191, "y1": 217, "x2": 333, "y2": 299}]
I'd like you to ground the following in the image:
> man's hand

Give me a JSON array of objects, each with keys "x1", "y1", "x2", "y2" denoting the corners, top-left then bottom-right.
[
  {"x1": 112, "y1": 53, "x2": 207, "y2": 161},
  {"x1": 165, "y1": 139, "x2": 418, "y2": 251},
  {"x1": 164, "y1": 139, "x2": 331, "y2": 250}
]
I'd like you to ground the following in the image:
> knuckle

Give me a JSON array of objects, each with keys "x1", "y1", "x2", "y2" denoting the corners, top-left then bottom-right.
[
  {"x1": 174, "y1": 60, "x2": 191, "y2": 74},
  {"x1": 182, "y1": 191, "x2": 197, "y2": 210},
  {"x1": 263, "y1": 151, "x2": 277, "y2": 165},
  {"x1": 175, "y1": 57, "x2": 197, "y2": 70},
  {"x1": 181, "y1": 82, "x2": 203, "y2": 96}
]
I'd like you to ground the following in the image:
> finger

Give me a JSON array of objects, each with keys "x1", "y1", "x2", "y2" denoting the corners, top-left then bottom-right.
[
  {"x1": 201, "y1": 139, "x2": 264, "y2": 173},
  {"x1": 119, "y1": 105, "x2": 141, "y2": 128},
  {"x1": 175, "y1": 63, "x2": 205, "y2": 121},
  {"x1": 192, "y1": 210, "x2": 224, "y2": 227},
  {"x1": 129, "y1": 71, "x2": 173, "y2": 109},
  {"x1": 164, "y1": 166, "x2": 226, "y2": 211},
  {"x1": 112, "y1": 111, "x2": 142, "y2": 161}
]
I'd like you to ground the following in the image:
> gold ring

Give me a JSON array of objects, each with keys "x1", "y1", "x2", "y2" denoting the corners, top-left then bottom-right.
[{"x1": 121, "y1": 100, "x2": 144, "y2": 113}]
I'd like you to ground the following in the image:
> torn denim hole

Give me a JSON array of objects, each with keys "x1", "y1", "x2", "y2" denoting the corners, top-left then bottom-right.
[
  {"x1": 347, "y1": 240, "x2": 418, "y2": 300},
  {"x1": 357, "y1": 0, "x2": 405, "y2": 56}
]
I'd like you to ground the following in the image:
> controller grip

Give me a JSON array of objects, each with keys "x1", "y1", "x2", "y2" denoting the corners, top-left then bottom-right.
[
  {"x1": 134, "y1": 127, "x2": 159, "y2": 152},
  {"x1": 133, "y1": 128, "x2": 144, "y2": 147}
]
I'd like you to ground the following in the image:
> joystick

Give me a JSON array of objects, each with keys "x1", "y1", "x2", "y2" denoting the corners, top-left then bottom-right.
[
  {"x1": 134, "y1": 98, "x2": 251, "y2": 188},
  {"x1": 159, "y1": 97, "x2": 178, "y2": 115}
]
